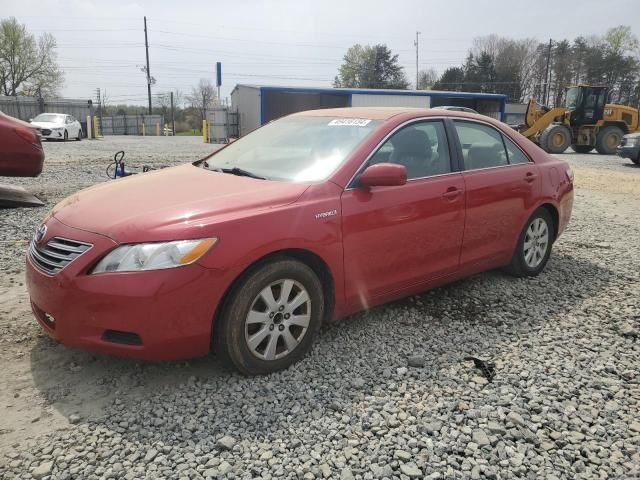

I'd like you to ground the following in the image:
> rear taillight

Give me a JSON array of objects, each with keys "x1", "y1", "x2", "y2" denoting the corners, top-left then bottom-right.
[{"x1": 14, "y1": 126, "x2": 42, "y2": 148}]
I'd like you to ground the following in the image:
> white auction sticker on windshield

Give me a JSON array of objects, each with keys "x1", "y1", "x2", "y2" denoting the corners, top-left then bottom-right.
[{"x1": 328, "y1": 119, "x2": 372, "y2": 126}]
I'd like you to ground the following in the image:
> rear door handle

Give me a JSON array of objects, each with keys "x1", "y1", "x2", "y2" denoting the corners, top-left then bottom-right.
[
  {"x1": 442, "y1": 187, "x2": 463, "y2": 200},
  {"x1": 524, "y1": 172, "x2": 538, "y2": 183}
]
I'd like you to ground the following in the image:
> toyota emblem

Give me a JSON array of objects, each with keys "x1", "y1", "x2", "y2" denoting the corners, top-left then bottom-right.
[{"x1": 35, "y1": 224, "x2": 47, "y2": 243}]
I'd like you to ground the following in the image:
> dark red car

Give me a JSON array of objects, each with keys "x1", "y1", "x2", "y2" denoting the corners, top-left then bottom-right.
[
  {"x1": 0, "y1": 111, "x2": 44, "y2": 177},
  {"x1": 26, "y1": 108, "x2": 573, "y2": 374}
]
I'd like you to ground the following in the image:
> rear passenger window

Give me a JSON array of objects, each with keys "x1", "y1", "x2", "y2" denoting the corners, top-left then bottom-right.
[
  {"x1": 503, "y1": 135, "x2": 530, "y2": 164},
  {"x1": 454, "y1": 121, "x2": 507, "y2": 170}
]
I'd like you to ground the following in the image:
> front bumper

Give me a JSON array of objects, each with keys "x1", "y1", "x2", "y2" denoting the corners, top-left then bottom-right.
[
  {"x1": 39, "y1": 129, "x2": 65, "y2": 140},
  {"x1": 25, "y1": 217, "x2": 233, "y2": 361},
  {"x1": 616, "y1": 144, "x2": 640, "y2": 161}
]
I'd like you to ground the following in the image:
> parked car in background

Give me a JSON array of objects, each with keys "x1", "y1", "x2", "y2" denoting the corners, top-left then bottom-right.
[
  {"x1": 431, "y1": 106, "x2": 479, "y2": 114},
  {"x1": 0, "y1": 111, "x2": 44, "y2": 177},
  {"x1": 30, "y1": 113, "x2": 82, "y2": 141},
  {"x1": 26, "y1": 107, "x2": 574, "y2": 375},
  {"x1": 616, "y1": 133, "x2": 640, "y2": 165}
]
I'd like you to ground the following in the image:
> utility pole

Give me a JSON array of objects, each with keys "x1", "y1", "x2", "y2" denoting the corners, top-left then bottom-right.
[
  {"x1": 170, "y1": 91, "x2": 175, "y2": 135},
  {"x1": 543, "y1": 38, "x2": 552, "y2": 106},
  {"x1": 144, "y1": 16, "x2": 152, "y2": 115},
  {"x1": 414, "y1": 31, "x2": 421, "y2": 90}
]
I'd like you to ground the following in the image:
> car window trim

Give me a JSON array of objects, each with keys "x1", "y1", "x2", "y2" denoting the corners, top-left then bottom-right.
[
  {"x1": 451, "y1": 118, "x2": 534, "y2": 171},
  {"x1": 345, "y1": 116, "x2": 456, "y2": 190},
  {"x1": 500, "y1": 131, "x2": 533, "y2": 165}
]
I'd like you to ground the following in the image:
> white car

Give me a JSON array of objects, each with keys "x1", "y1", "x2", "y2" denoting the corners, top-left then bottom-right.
[{"x1": 30, "y1": 113, "x2": 82, "y2": 141}]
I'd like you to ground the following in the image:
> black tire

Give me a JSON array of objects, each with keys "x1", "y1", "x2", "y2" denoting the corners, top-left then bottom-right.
[
  {"x1": 505, "y1": 208, "x2": 555, "y2": 278},
  {"x1": 571, "y1": 144, "x2": 594, "y2": 154},
  {"x1": 632, "y1": 154, "x2": 640, "y2": 166},
  {"x1": 216, "y1": 258, "x2": 324, "y2": 375},
  {"x1": 539, "y1": 125, "x2": 572, "y2": 154},
  {"x1": 595, "y1": 126, "x2": 624, "y2": 154},
  {"x1": 76, "y1": 129, "x2": 82, "y2": 141},
  {"x1": 63, "y1": 130, "x2": 68, "y2": 141}
]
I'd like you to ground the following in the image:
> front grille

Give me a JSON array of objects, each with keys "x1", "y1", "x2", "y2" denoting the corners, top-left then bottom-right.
[
  {"x1": 29, "y1": 237, "x2": 92, "y2": 275},
  {"x1": 41, "y1": 129, "x2": 51, "y2": 135}
]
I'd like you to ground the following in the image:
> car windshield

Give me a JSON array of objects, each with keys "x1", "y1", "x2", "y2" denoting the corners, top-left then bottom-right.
[
  {"x1": 33, "y1": 114, "x2": 65, "y2": 123},
  {"x1": 203, "y1": 116, "x2": 381, "y2": 182}
]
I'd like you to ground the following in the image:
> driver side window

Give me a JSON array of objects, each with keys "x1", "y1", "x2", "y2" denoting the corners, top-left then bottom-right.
[{"x1": 368, "y1": 120, "x2": 451, "y2": 179}]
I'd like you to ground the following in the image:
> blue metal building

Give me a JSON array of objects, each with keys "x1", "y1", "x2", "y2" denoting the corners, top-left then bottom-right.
[{"x1": 231, "y1": 84, "x2": 508, "y2": 136}]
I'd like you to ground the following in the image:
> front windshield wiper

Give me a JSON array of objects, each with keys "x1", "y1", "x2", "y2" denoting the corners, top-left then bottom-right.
[
  {"x1": 206, "y1": 164, "x2": 266, "y2": 180},
  {"x1": 226, "y1": 167, "x2": 266, "y2": 180}
]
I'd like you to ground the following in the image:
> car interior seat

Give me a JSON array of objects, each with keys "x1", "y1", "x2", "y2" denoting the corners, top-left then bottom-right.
[
  {"x1": 466, "y1": 144, "x2": 506, "y2": 170},
  {"x1": 389, "y1": 128, "x2": 433, "y2": 178}
]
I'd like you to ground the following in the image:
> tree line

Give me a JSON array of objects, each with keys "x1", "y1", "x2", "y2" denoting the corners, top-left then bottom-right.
[{"x1": 334, "y1": 26, "x2": 640, "y2": 108}]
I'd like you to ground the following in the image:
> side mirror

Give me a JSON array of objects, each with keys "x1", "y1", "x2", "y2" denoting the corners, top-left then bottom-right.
[
  {"x1": 28, "y1": 118, "x2": 33, "y2": 122},
  {"x1": 358, "y1": 163, "x2": 407, "y2": 188}
]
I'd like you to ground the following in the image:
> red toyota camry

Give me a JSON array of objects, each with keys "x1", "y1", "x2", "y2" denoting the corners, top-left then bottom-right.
[{"x1": 26, "y1": 108, "x2": 573, "y2": 374}]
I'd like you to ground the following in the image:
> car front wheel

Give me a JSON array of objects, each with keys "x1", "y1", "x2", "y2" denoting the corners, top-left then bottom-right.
[
  {"x1": 217, "y1": 258, "x2": 324, "y2": 375},
  {"x1": 506, "y1": 208, "x2": 555, "y2": 277}
]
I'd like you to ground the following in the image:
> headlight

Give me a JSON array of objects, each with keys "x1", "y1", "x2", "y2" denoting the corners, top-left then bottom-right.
[{"x1": 92, "y1": 238, "x2": 217, "y2": 273}]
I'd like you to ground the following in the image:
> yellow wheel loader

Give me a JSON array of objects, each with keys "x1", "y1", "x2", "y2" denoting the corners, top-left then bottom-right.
[{"x1": 519, "y1": 85, "x2": 640, "y2": 154}]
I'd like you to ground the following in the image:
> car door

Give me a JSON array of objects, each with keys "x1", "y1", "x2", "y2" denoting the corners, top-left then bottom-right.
[
  {"x1": 341, "y1": 119, "x2": 465, "y2": 307},
  {"x1": 452, "y1": 120, "x2": 541, "y2": 268}
]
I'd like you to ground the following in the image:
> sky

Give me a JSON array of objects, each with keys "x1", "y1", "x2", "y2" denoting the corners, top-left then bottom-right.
[{"x1": 1, "y1": 0, "x2": 639, "y2": 106}]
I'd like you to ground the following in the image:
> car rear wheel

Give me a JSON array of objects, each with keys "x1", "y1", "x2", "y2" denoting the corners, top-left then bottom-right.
[
  {"x1": 63, "y1": 130, "x2": 68, "y2": 141},
  {"x1": 506, "y1": 208, "x2": 555, "y2": 277},
  {"x1": 76, "y1": 129, "x2": 82, "y2": 141},
  {"x1": 216, "y1": 258, "x2": 324, "y2": 375}
]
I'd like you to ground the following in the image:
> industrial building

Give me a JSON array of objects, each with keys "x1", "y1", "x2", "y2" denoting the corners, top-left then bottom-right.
[{"x1": 230, "y1": 84, "x2": 508, "y2": 136}]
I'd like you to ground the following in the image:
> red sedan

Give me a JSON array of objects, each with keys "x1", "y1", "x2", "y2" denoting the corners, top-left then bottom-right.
[
  {"x1": 0, "y1": 111, "x2": 44, "y2": 177},
  {"x1": 26, "y1": 108, "x2": 573, "y2": 374}
]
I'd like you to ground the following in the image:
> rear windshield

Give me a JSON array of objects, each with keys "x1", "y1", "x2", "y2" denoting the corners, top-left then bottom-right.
[{"x1": 204, "y1": 116, "x2": 381, "y2": 182}]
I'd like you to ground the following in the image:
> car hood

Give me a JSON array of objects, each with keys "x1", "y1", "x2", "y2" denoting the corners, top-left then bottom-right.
[
  {"x1": 51, "y1": 164, "x2": 310, "y2": 242},
  {"x1": 31, "y1": 121, "x2": 63, "y2": 129}
]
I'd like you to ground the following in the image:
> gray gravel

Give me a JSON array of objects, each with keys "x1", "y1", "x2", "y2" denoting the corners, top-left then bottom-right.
[{"x1": 1, "y1": 137, "x2": 639, "y2": 479}]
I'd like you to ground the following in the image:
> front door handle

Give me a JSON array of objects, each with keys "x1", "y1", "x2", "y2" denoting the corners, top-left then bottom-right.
[{"x1": 442, "y1": 187, "x2": 463, "y2": 200}]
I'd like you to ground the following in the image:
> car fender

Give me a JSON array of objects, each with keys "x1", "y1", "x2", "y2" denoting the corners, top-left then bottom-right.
[{"x1": 196, "y1": 181, "x2": 346, "y2": 313}]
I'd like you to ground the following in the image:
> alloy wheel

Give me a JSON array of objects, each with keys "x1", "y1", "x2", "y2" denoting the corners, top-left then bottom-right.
[
  {"x1": 523, "y1": 218, "x2": 549, "y2": 268},
  {"x1": 244, "y1": 279, "x2": 311, "y2": 360}
]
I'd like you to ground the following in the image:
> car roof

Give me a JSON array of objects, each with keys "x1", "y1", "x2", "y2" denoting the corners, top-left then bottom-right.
[{"x1": 293, "y1": 106, "x2": 492, "y2": 123}]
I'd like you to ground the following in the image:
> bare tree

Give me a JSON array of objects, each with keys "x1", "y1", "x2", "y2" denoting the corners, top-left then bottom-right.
[
  {"x1": 187, "y1": 79, "x2": 217, "y2": 122},
  {"x1": 417, "y1": 68, "x2": 438, "y2": 90},
  {"x1": 98, "y1": 88, "x2": 111, "y2": 113},
  {"x1": 0, "y1": 17, "x2": 63, "y2": 97},
  {"x1": 173, "y1": 89, "x2": 184, "y2": 108},
  {"x1": 153, "y1": 92, "x2": 171, "y2": 116}
]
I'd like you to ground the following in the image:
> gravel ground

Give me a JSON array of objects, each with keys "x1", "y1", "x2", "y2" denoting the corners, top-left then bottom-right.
[{"x1": 1, "y1": 137, "x2": 639, "y2": 480}]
